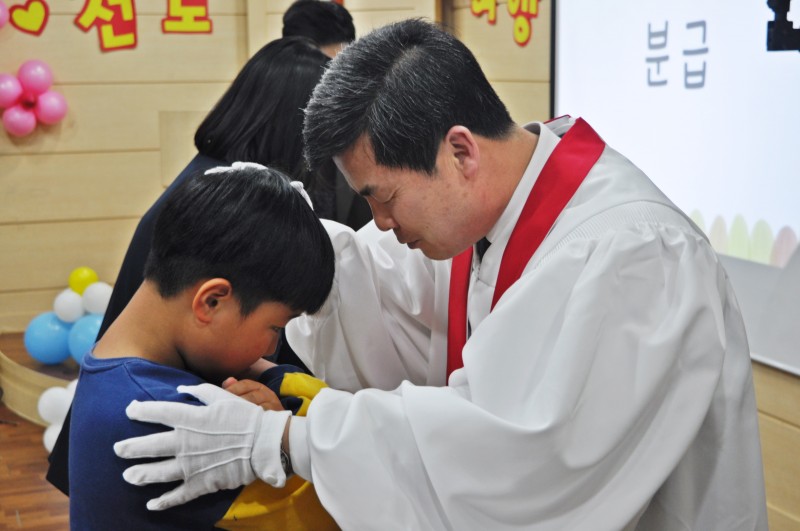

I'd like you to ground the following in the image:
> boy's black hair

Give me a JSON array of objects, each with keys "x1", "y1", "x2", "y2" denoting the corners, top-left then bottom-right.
[
  {"x1": 144, "y1": 165, "x2": 334, "y2": 316},
  {"x1": 282, "y1": 0, "x2": 355, "y2": 47},
  {"x1": 303, "y1": 18, "x2": 514, "y2": 174},
  {"x1": 194, "y1": 37, "x2": 329, "y2": 184}
]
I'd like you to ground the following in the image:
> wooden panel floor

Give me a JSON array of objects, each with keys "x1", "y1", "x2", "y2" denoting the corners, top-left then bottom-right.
[
  {"x1": 0, "y1": 333, "x2": 79, "y2": 381},
  {"x1": 0, "y1": 404, "x2": 69, "y2": 530}
]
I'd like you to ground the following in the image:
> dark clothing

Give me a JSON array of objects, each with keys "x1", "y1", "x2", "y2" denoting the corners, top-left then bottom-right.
[
  {"x1": 307, "y1": 163, "x2": 372, "y2": 232},
  {"x1": 333, "y1": 168, "x2": 372, "y2": 231}
]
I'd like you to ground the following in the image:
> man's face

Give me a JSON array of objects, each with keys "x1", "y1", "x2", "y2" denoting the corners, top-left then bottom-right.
[{"x1": 335, "y1": 135, "x2": 477, "y2": 260}]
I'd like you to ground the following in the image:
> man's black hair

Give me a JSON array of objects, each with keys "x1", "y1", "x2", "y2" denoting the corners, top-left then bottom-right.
[
  {"x1": 282, "y1": 0, "x2": 355, "y2": 47},
  {"x1": 303, "y1": 18, "x2": 514, "y2": 174},
  {"x1": 144, "y1": 165, "x2": 334, "y2": 315}
]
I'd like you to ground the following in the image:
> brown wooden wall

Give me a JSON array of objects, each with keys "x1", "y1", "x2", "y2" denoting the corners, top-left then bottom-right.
[
  {"x1": 0, "y1": 0, "x2": 449, "y2": 334},
  {"x1": 0, "y1": 0, "x2": 249, "y2": 332},
  {"x1": 753, "y1": 362, "x2": 800, "y2": 530},
  {"x1": 447, "y1": 0, "x2": 550, "y2": 124}
]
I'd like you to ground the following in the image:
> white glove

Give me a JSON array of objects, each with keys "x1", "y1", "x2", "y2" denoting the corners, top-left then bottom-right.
[{"x1": 113, "y1": 383, "x2": 291, "y2": 511}]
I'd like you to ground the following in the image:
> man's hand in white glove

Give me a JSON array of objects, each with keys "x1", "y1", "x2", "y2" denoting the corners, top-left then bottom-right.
[{"x1": 113, "y1": 383, "x2": 291, "y2": 511}]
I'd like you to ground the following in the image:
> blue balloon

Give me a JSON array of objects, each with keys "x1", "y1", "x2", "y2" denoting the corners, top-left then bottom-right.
[
  {"x1": 24, "y1": 312, "x2": 72, "y2": 365},
  {"x1": 68, "y1": 313, "x2": 103, "y2": 364}
]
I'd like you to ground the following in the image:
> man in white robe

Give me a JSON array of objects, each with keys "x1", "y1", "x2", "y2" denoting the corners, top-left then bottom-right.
[{"x1": 114, "y1": 19, "x2": 768, "y2": 530}]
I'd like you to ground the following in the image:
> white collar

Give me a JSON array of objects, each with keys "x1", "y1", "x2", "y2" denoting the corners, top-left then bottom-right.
[{"x1": 484, "y1": 122, "x2": 561, "y2": 253}]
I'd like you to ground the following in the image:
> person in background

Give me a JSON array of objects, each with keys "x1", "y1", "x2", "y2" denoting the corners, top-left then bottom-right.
[
  {"x1": 283, "y1": 0, "x2": 356, "y2": 58},
  {"x1": 114, "y1": 19, "x2": 767, "y2": 530},
  {"x1": 47, "y1": 36, "x2": 331, "y2": 495},
  {"x1": 69, "y1": 163, "x2": 337, "y2": 530},
  {"x1": 283, "y1": 0, "x2": 372, "y2": 230}
]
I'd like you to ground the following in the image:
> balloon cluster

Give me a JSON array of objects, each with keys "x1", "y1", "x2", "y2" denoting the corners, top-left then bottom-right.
[
  {"x1": 38, "y1": 379, "x2": 78, "y2": 453},
  {"x1": 0, "y1": 59, "x2": 68, "y2": 137},
  {"x1": 24, "y1": 266, "x2": 113, "y2": 365}
]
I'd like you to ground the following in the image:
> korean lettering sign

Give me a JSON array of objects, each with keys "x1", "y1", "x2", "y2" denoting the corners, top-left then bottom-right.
[
  {"x1": 647, "y1": 20, "x2": 709, "y2": 89},
  {"x1": 6, "y1": 0, "x2": 213, "y2": 52},
  {"x1": 472, "y1": 0, "x2": 541, "y2": 47}
]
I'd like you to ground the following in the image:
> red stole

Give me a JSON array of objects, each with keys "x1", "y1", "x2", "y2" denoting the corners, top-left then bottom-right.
[{"x1": 446, "y1": 118, "x2": 605, "y2": 378}]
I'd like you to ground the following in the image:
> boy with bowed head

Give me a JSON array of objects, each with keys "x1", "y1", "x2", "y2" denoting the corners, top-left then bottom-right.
[
  {"x1": 47, "y1": 35, "x2": 365, "y2": 494},
  {"x1": 115, "y1": 19, "x2": 766, "y2": 530},
  {"x1": 69, "y1": 163, "x2": 338, "y2": 530}
]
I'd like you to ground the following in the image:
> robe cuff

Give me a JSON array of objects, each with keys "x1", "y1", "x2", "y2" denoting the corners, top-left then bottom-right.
[{"x1": 289, "y1": 416, "x2": 312, "y2": 481}]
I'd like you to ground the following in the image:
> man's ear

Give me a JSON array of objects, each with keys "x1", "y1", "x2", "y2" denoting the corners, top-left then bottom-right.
[
  {"x1": 444, "y1": 125, "x2": 480, "y2": 179},
  {"x1": 191, "y1": 278, "x2": 233, "y2": 324}
]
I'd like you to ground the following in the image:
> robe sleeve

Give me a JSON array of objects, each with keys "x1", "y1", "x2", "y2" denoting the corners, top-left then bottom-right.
[
  {"x1": 286, "y1": 220, "x2": 450, "y2": 392},
  {"x1": 300, "y1": 221, "x2": 735, "y2": 530}
]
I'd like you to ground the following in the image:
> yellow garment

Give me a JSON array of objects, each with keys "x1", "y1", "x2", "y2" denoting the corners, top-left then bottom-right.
[
  {"x1": 217, "y1": 371, "x2": 335, "y2": 530},
  {"x1": 217, "y1": 476, "x2": 338, "y2": 530},
  {"x1": 279, "y1": 371, "x2": 328, "y2": 416}
]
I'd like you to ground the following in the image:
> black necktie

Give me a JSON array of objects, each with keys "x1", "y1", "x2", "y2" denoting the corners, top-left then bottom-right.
[{"x1": 475, "y1": 237, "x2": 491, "y2": 260}]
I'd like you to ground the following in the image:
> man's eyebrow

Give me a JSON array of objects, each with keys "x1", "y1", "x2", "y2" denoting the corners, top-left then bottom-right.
[{"x1": 358, "y1": 185, "x2": 375, "y2": 197}]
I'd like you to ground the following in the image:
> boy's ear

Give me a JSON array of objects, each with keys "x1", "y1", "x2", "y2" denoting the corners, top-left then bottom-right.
[
  {"x1": 443, "y1": 125, "x2": 480, "y2": 179},
  {"x1": 192, "y1": 278, "x2": 233, "y2": 324}
]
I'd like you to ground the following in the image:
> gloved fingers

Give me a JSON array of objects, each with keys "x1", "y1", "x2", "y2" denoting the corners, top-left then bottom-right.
[
  {"x1": 122, "y1": 458, "x2": 184, "y2": 486},
  {"x1": 125, "y1": 398, "x2": 221, "y2": 428},
  {"x1": 114, "y1": 430, "x2": 178, "y2": 459},
  {"x1": 145, "y1": 483, "x2": 202, "y2": 511},
  {"x1": 177, "y1": 383, "x2": 238, "y2": 405}
]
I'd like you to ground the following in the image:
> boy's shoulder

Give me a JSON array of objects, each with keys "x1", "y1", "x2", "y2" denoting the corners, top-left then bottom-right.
[
  {"x1": 69, "y1": 356, "x2": 242, "y2": 530},
  {"x1": 79, "y1": 354, "x2": 205, "y2": 403}
]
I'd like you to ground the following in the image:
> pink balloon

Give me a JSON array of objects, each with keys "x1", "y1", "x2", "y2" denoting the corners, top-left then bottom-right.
[
  {"x1": 17, "y1": 60, "x2": 53, "y2": 96},
  {"x1": 0, "y1": 73, "x2": 22, "y2": 108},
  {"x1": 3, "y1": 104, "x2": 37, "y2": 137},
  {"x1": 35, "y1": 90, "x2": 67, "y2": 124},
  {"x1": 0, "y1": 1, "x2": 9, "y2": 29}
]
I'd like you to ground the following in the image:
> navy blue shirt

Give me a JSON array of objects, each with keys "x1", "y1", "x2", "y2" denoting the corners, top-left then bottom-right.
[{"x1": 69, "y1": 354, "x2": 240, "y2": 530}]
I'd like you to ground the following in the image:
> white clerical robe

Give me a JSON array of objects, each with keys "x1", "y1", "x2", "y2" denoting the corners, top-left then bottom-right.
[{"x1": 286, "y1": 119, "x2": 767, "y2": 530}]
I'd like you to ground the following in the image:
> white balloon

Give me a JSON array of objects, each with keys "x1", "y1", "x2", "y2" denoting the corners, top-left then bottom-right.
[
  {"x1": 82, "y1": 281, "x2": 113, "y2": 315},
  {"x1": 53, "y1": 288, "x2": 85, "y2": 323},
  {"x1": 66, "y1": 378, "x2": 79, "y2": 395},
  {"x1": 43, "y1": 423, "x2": 63, "y2": 453},
  {"x1": 37, "y1": 386, "x2": 71, "y2": 425}
]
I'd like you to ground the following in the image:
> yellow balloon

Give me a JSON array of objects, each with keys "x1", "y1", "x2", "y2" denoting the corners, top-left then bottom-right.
[{"x1": 68, "y1": 267, "x2": 99, "y2": 295}]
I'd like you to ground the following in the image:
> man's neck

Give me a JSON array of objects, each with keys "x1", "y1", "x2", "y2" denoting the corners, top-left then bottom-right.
[{"x1": 475, "y1": 125, "x2": 540, "y2": 238}]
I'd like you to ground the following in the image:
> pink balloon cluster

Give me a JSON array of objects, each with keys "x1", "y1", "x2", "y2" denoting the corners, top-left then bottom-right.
[{"x1": 0, "y1": 60, "x2": 68, "y2": 137}]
